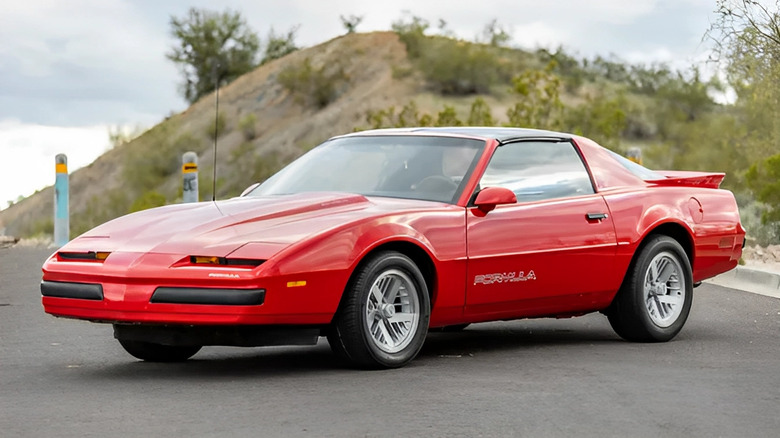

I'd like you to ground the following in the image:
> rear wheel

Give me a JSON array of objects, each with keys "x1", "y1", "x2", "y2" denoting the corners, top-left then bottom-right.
[
  {"x1": 117, "y1": 339, "x2": 201, "y2": 362},
  {"x1": 328, "y1": 251, "x2": 430, "y2": 369},
  {"x1": 608, "y1": 235, "x2": 693, "y2": 342}
]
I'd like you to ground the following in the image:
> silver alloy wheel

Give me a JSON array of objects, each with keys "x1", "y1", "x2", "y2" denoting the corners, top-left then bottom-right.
[
  {"x1": 365, "y1": 268, "x2": 420, "y2": 354},
  {"x1": 643, "y1": 251, "x2": 686, "y2": 328}
]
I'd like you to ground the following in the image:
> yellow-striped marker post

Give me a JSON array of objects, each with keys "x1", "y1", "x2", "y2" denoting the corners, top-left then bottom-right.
[
  {"x1": 54, "y1": 154, "x2": 69, "y2": 246},
  {"x1": 182, "y1": 152, "x2": 199, "y2": 203}
]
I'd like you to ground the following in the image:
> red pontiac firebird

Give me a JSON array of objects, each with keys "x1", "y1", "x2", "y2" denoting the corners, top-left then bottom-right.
[{"x1": 41, "y1": 127, "x2": 745, "y2": 368}]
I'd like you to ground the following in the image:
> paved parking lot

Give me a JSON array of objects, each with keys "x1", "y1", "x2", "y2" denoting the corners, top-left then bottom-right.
[{"x1": 2, "y1": 246, "x2": 779, "y2": 437}]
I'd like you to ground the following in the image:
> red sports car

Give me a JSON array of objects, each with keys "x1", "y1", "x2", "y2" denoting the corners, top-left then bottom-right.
[{"x1": 41, "y1": 127, "x2": 745, "y2": 368}]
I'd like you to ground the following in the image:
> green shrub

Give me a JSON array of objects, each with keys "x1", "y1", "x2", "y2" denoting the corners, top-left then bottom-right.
[
  {"x1": 28, "y1": 218, "x2": 53, "y2": 238},
  {"x1": 564, "y1": 93, "x2": 628, "y2": 150},
  {"x1": 124, "y1": 129, "x2": 198, "y2": 195},
  {"x1": 423, "y1": 39, "x2": 504, "y2": 94},
  {"x1": 364, "y1": 101, "x2": 438, "y2": 129},
  {"x1": 746, "y1": 154, "x2": 780, "y2": 225},
  {"x1": 391, "y1": 14, "x2": 429, "y2": 59},
  {"x1": 505, "y1": 63, "x2": 564, "y2": 129},
  {"x1": 435, "y1": 106, "x2": 463, "y2": 126},
  {"x1": 467, "y1": 97, "x2": 496, "y2": 126},
  {"x1": 278, "y1": 58, "x2": 348, "y2": 108},
  {"x1": 130, "y1": 191, "x2": 167, "y2": 213},
  {"x1": 392, "y1": 14, "x2": 510, "y2": 95},
  {"x1": 71, "y1": 190, "x2": 131, "y2": 236},
  {"x1": 206, "y1": 111, "x2": 227, "y2": 139},
  {"x1": 238, "y1": 113, "x2": 257, "y2": 140}
]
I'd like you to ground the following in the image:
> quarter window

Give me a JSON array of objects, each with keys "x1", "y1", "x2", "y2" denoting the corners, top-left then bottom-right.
[{"x1": 479, "y1": 141, "x2": 595, "y2": 202}]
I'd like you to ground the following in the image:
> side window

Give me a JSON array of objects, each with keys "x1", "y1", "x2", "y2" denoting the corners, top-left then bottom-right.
[{"x1": 479, "y1": 141, "x2": 595, "y2": 202}]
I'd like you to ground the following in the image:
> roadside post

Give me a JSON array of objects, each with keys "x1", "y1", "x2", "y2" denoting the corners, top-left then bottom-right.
[
  {"x1": 54, "y1": 154, "x2": 69, "y2": 246},
  {"x1": 182, "y1": 152, "x2": 199, "y2": 203}
]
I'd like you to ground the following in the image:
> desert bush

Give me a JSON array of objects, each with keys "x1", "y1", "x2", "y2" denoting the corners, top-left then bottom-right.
[
  {"x1": 123, "y1": 125, "x2": 199, "y2": 198},
  {"x1": 392, "y1": 14, "x2": 512, "y2": 95},
  {"x1": 467, "y1": 97, "x2": 496, "y2": 126},
  {"x1": 238, "y1": 113, "x2": 257, "y2": 140},
  {"x1": 278, "y1": 58, "x2": 348, "y2": 108},
  {"x1": 206, "y1": 111, "x2": 227, "y2": 139},
  {"x1": 71, "y1": 189, "x2": 130, "y2": 236},
  {"x1": 506, "y1": 63, "x2": 564, "y2": 130},
  {"x1": 364, "y1": 101, "x2": 439, "y2": 129},
  {"x1": 746, "y1": 154, "x2": 780, "y2": 225},
  {"x1": 130, "y1": 191, "x2": 167, "y2": 213},
  {"x1": 391, "y1": 14, "x2": 429, "y2": 59},
  {"x1": 26, "y1": 218, "x2": 53, "y2": 238},
  {"x1": 435, "y1": 106, "x2": 463, "y2": 126},
  {"x1": 260, "y1": 26, "x2": 299, "y2": 65},
  {"x1": 417, "y1": 38, "x2": 502, "y2": 94},
  {"x1": 340, "y1": 15, "x2": 363, "y2": 34},
  {"x1": 564, "y1": 93, "x2": 628, "y2": 150}
]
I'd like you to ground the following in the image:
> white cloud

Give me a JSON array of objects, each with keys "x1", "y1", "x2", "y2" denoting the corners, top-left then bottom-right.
[
  {"x1": 0, "y1": 0, "x2": 182, "y2": 125},
  {"x1": 0, "y1": 120, "x2": 109, "y2": 208},
  {"x1": 511, "y1": 21, "x2": 571, "y2": 51}
]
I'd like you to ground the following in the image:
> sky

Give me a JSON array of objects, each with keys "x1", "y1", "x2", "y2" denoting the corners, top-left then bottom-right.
[{"x1": 0, "y1": 0, "x2": 721, "y2": 209}]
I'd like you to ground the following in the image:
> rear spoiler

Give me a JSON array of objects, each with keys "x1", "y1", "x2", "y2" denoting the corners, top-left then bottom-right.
[{"x1": 647, "y1": 171, "x2": 726, "y2": 189}]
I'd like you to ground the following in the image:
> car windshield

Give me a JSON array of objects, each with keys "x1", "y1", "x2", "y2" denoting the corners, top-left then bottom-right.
[{"x1": 247, "y1": 135, "x2": 485, "y2": 203}]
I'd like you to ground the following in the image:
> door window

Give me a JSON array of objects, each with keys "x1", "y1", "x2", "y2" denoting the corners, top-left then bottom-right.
[{"x1": 479, "y1": 141, "x2": 595, "y2": 202}]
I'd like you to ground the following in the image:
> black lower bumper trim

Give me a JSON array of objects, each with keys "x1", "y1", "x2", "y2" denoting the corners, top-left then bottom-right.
[
  {"x1": 151, "y1": 287, "x2": 265, "y2": 306},
  {"x1": 41, "y1": 281, "x2": 103, "y2": 300},
  {"x1": 113, "y1": 324, "x2": 320, "y2": 347}
]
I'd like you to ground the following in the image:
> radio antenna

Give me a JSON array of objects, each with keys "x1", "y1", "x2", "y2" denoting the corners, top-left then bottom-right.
[{"x1": 212, "y1": 62, "x2": 220, "y2": 202}]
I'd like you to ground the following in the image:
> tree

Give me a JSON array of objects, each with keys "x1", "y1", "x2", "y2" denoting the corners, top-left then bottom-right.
[
  {"x1": 480, "y1": 19, "x2": 511, "y2": 47},
  {"x1": 340, "y1": 15, "x2": 363, "y2": 34},
  {"x1": 706, "y1": 1, "x2": 780, "y2": 243},
  {"x1": 260, "y1": 27, "x2": 299, "y2": 65},
  {"x1": 167, "y1": 8, "x2": 260, "y2": 104},
  {"x1": 707, "y1": 0, "x2": 780, "y2": 65}
]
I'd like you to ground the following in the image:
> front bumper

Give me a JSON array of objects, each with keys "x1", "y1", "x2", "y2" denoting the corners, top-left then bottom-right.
[
  {"x1": 40, "y1": 279, "x2": 334, "y2": 326},
  {"x1": 42, "y1": 281, "x2": 266, "y2": 306},
  {"x1": 40, "y1": 251, "x2": 348, "y2": 326}
]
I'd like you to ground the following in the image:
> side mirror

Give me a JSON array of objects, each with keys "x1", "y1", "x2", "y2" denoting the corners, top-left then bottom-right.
[
  {"x1": 240, "y1": 182, "x2": 261, "y2": 197},
  {"x1": 473, "y1": 187, "x2": 517, "y2": 214}
]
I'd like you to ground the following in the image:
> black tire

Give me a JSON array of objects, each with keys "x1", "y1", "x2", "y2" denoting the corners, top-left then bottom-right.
[
  {"x1": 429, "y1": 323, "x2": 470, "y2": 333},
  {"x1": 117, "y1": 339, "x2": 201, "y2": 362},
  {"x1": 608, "y1": 235, "x2": 693, "y2": 342},
  {"x1": 327, "y1": 251, "x2": 431, "y2": 369}
]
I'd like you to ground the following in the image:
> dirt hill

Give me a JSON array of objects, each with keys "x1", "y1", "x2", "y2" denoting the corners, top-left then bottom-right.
[{"x1": 0, "y1": 32, "x2": 448, "y2": 238}]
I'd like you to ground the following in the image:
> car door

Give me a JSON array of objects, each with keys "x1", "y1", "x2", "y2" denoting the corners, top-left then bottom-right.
[{"x1": 465, "y1": 140, "x2": 619, "y2": 318}]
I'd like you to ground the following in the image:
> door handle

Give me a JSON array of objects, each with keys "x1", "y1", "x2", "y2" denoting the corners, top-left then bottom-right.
[{"x1": 586, "y1": 212, "x2": 608, "y2": 221}]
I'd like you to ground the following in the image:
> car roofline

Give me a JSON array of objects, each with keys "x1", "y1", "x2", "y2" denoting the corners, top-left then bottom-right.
[{"x1": 335, "y1": 127, "x2": 573, "y2": 143}]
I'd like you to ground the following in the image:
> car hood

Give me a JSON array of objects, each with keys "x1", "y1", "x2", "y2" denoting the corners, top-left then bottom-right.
[{"x1": 64, "y1": 192, "x2": 440, "y2": 257}]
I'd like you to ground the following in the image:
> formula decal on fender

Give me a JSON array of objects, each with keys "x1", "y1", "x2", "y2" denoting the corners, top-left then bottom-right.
[{"x1": 474, "y1": 270, "x2": 536, "y2": 285}]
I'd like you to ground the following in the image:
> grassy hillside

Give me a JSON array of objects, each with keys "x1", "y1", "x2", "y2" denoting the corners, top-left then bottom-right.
[
  {"x1": 0, "y1": 32, "x2": 416, "y2": 237},
  {"x1": 1, "y1": 29, "x2": 776, "y2": 244}
]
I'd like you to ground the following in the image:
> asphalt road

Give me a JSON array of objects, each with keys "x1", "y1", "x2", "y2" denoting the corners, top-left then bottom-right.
[{"x1": 1, "y1": 247, "x2": 779, "y2": 437}]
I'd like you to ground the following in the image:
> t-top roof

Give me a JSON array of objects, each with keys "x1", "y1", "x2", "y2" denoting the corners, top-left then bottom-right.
[{"x1": 342, "y1": 127, "x2": 572, "y2": 143}]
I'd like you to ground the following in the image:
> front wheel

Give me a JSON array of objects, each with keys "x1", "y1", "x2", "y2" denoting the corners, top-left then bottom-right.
[
  {"x1": 608, "y1": 235, "x2": 693, "y2": 342},
  {"x1": 327, "y1": 251, "x2": 430, "y2": 369},
  {"x1": 117, "y1": 339, "x2": 201, "y2": 362}
]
